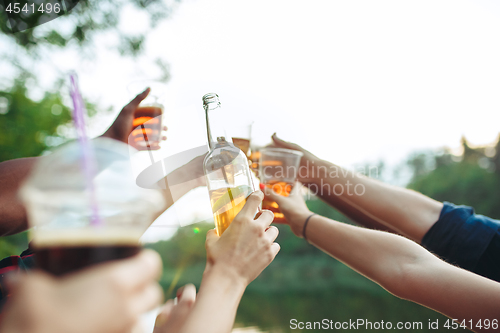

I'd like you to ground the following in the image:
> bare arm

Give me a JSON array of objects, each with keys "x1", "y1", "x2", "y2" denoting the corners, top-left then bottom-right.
[
  {"x1": 175, "y1": 265, "x2": 246, "y2": 333},
  {"x1": 154, "y1": 191, "x2": 280, "y2": 333},
  {"x1": 0, "y1": 90, "x2": 182, "y2": 236},
  {"x1": 270, "y1": 134, "x2": 443, "y2": 243},
  {"x1": 267, "y1": 188, "x2": 500, "y2": 332},
  {"x1": 0, "y1": 157, "x2": 37, "y2": 236}
]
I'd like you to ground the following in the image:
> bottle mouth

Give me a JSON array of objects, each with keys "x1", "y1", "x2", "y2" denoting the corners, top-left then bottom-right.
[{"x1": 202, "y1": 93, "x2": 220, "y2": 108}]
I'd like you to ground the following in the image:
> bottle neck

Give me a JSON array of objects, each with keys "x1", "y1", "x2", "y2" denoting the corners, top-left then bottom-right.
[{"x1": 204, "y1": 100, "x2": 232, "y2": 151}]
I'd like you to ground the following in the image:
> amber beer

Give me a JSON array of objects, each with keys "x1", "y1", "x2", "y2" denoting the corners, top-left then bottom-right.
[
  {"x1": 262, "y1": 181, "x2": 294, "y2": 222},
  {"x1": 209, "y1": 187, "x2": 248, "y2": 236},
  {"x1": 34, "y1": 229, "x2": 140, "y2": 276},
  {"x1": 131, "y1": 106, "x2": 163, "y2": 149},
  {"x1": 232, "y1": 137, "x2": 250, "y2": 157}
]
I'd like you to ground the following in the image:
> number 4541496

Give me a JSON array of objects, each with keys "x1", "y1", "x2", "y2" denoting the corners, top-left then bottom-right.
[
  {"x1": 5, "y1": 2, "x2": 61, "y2": 14},
  {"x1": 444, "y1": 319, "x2": 498, "y2": 330}
]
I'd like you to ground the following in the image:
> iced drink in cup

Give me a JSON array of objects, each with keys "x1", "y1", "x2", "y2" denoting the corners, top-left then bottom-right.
[
  {"x1": 229, "y1": 122, "x2": 253, "y2": 158},
  {"x1": 259, "y1": 148, "x2": 303, "y2": 223},
  {"x1": 127, "y1": 81, "x2": 166, "y2": 150},
  {"x1": 20, "y1": 138, "x2": 165, "y2": 276}
]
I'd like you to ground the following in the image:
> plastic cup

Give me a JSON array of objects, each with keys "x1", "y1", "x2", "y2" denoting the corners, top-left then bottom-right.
[{"x1": 259, "y1": 148, "x2": 303, "y2": 223}]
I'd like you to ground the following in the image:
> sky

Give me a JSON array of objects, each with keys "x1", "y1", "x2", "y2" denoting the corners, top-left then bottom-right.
[
  {"x1": 32, "y1": 0, "x2": 500, "y2": 164},
  {"x1": 3, "y1": 0, "x2": 500, "y2": 241}
]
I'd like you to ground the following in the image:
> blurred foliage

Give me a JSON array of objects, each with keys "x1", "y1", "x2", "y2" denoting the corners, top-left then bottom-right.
[
  {"x1": 0, "y1": 76, "x2": 72, "y2": 161},
  {"x1": 0, "y1": 232, "x2": 29, "y2": 259},
  {"x1": 0, "y1": 75, "x2": 99, "y2": 256},
  {"x1": 0, "y1": 73, "x2": 100, "y2": 162},
  {"x1": 0, "y1": 0, "x2": 177, "y2": 56},
  {"x1": 0, "y1": 0, "x2": 177, "y2": 92},
  {"x1": 408, "y1": 137, "x2": 500, "y2": 219}
]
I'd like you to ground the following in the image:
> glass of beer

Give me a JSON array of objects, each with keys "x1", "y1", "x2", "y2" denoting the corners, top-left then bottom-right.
[
  {"x1": 229, "y1": 122, "x2": 253, "y2": 158},
  {"x1": 259, "y1": 148, "x2": 303, "y2": 223},
  {"x1": 20, "y1": 138, "x2": 165, "y2": 276},
  {"x1": 128, "y1": 81, "x2": 166, "y2": 151}
]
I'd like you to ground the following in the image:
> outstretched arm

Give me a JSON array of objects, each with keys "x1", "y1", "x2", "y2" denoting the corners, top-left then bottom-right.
[
  {"x1": 270, "y1": 134, "x2": 443, "y2": 243},
  {"x1": 0, "y1": 157, "x2": 37, "y2": 236},
  {"x1": 154, "y1": 191, "x2": 280, "y2": 333},
  {"x1": 0, "y1": 89, "x2": 171, "y2": 236},
  {"x1": 266, "y1": 186, "x2": 500, "y2": 332}
]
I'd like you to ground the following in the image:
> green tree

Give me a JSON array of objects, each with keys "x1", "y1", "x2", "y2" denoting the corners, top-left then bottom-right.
[
  {"x1": 0, "y1": 77, "x2": 73, "y2": 161},
  {"x1": 408, "y1": 138, "x2": 500, "y2": 219},
  {"x1": 0, "y1": 0, "x2": 178, "y2": 57}
]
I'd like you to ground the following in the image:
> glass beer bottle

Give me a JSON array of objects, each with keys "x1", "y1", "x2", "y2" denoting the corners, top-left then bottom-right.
[{"x1": 203, "y1": 93, "x2": 256, "y2": 236}]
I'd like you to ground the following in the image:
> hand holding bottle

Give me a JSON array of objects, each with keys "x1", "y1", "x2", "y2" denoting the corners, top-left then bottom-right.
[{"x1": 205, "y1": 191, "x2": 280, "y2": 286}]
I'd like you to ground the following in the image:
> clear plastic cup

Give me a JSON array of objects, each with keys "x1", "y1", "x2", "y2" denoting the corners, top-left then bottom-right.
[
  {"x1": 259, "y1": 148, "x2": 303, "y2": 223},
  {"x1": 127, "y1": 80, "x2": 167, "y2": 150},
  {"x1": 19, "y1": 137, "x2": 165, "y2": 275}
]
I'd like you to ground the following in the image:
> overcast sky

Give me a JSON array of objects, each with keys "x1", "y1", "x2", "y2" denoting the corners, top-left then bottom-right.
[
  {"x1": 45, "y1": 0, "x2": 500, "y2": 161},
  {"x1": 3, "y1": 0, "x2": 500, "y2": 241}
]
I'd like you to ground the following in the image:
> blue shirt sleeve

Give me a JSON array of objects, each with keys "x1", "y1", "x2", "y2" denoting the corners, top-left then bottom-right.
[{"x1": 422, "y1": 202, "x2": 500, "y2": 282}]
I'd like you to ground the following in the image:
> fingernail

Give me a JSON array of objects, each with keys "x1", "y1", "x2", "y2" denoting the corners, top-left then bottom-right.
[{"x1": 259, "y1": 183, "x2": 265, "y2": 190}]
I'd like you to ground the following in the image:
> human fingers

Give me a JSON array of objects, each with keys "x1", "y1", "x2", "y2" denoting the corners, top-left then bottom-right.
[
  {"x1": 255, "y1": 209, "x2": 274, "y2": 228},
  {"x1": 154, "y1": 285, "x2": 196, "y2": 332},
  {"x1": 289, "y1": 181, "x2": 302, "y2": 196},
  {"x1": 237, "y1": 191, "x2": 264, "y2": 218},
  {"x1": 270, "y1": 242, "x2": 281, "y2": 258},
  {"x1": 131, "y1": 282, "x2": 164, "y2": 314},
  {"x1": 123, "y1": 88, "x2": 150, "y2": 115},
  {"x1": 154, "y1": 299, "x2": 175, "y2": 328},
  {"x1": 264, "y1": 226, "x2": 279, "y2": 243},
  {"x1": 144, "y1": 143, "x2": 161, "y2": 150},
  {"x1": 176, "y1": 283, "x2": 196, "y2": 307},
  {"x1": 263, "y1": 185, "x2": 285, "y2": 205},
  {"x1": 205, "y1": 229, "x2": 219, "y2": 249},
  {"x1": 95, "y1": 249, "x2": 162, "y2": 291},
  {"x1": 271, "y1": 133, "x2": 306, "y2": 152}
]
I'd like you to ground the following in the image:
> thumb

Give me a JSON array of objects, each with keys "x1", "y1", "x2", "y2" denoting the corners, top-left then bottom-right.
[
  {"x1": 123, "y1": 88, "x2": 150, "y2": 115},
  {"x1": 155, "y1": 299, "x2": 174, "y2": 328},
  {"x1": 205, "y1": 229, "x2": 219, "y2": 249},
  {"x1": 271, "y1": 133, "x2": 302, "y2": 152},
  {"x1": 262, "y1": 184, "x2": 285, "y2": 205}
]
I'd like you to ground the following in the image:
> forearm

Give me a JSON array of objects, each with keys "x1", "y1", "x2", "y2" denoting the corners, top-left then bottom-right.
[
  {"x1": 0, "y1": 157, "x2": 37, "y2": 236},
  {"x1": 308, "y1": 159, "x2": 443, "y2": 242},
  {"x1": 305, "y1": 215, "x2": 433, "y2": 290},
  {"x1": 306, "y1": 215, "x2": 500, "y2": 331},
  {"x1": 402, "y1": 259, "x2": 500, "y2": 332},
  {"x1": 157, "y1": 156, "x2": 205, "y2": 210},
  {"x1": 178, "y1": 265, "x2": 246, "y2": 333}
]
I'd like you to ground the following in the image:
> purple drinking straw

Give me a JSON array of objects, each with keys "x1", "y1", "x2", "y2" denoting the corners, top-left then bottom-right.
[{"x1": 69, "y1": 73, "x2": 101, "y2": 226}]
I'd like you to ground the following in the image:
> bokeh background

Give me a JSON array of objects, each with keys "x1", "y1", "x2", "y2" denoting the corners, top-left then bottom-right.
[{"x1": 2, "y1": 0, "x2": 500, "y2": 332}]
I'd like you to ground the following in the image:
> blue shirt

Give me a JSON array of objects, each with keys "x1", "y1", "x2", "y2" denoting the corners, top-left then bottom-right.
[{"x1": 422, "y1": 202, "x2": 500, "y2": 282}]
